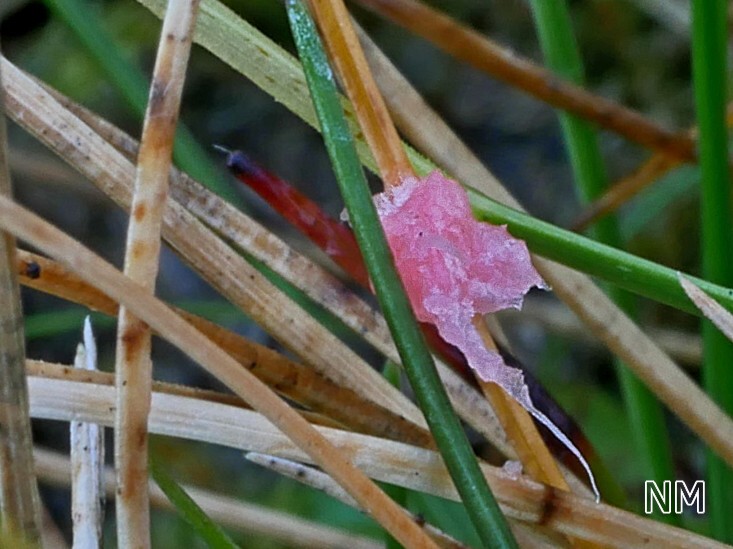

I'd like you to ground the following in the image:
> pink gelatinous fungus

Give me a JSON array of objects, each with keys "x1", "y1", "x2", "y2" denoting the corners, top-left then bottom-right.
[
  {"x1": 374, "y1": 171, "x2": 600, "y2": 499},
  {"x1": 374, "y1": 171, "x2": 546, "y2": 384}
]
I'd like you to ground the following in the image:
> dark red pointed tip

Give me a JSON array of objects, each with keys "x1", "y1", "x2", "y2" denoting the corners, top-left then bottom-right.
[{"x1": 212, "y1": 144, "x2": 251, "y2": 175}]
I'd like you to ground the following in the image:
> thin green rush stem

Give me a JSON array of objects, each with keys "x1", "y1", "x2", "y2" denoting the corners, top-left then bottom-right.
[
  {"x1": 468, "y1": 190, "x2": 733, "y2": 316},
  {"x1": 149, "y1": 455, "x2": 239, "y2": 549},
  {"x1": 42, "y1": 0, "x2": 239, "y2": 204},
  {"x1": 526, "y1": 0, "x2": 676, "y2": 523},
  {"x1": 286, "y1": 1, "x2": 518, "y2": 547},
  {"x1": 691, "y1": 0, "x2": 733, "y2": 541}
]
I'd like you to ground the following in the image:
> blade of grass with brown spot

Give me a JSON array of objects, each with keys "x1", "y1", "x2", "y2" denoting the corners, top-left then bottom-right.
[{"x1": 113, "y1": 1, "x2": 199, "y2": 544}]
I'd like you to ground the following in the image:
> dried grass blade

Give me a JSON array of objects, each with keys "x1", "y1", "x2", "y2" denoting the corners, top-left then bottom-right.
[
  {"x1": 572, "y1": 105, "x2": 733, "y2": 231},
  {"x1": 0, "y1": 51, "x2": 42, "y2": 545},
  {"x1": 16, "y1": 252, "x2": 432, "y2": 446},
  {"x1": 26, "y1": 360, "x2": 344, "y2": 429},
  {"x1": 113, "y1": 1, "x2": 199, "y2": 544},
  {"x1": 34, "y1": 448, "x2": 381, "y2": 549},
  {"x1": 352, "y1": 0, "x2": 694, "y2": 161},
  {"x1": 27, "y1": 376, "x2": 727, "y2": 549},
  {"x1": 245, "y1": 452, "x2": 470, "y2": 549},
  {"x1": 70, "y1": 319, "x2": 104, "y2": 549},
  {"x1": 0, "y1": 55, "x2": 425, "y2": 430},
  {"x1": 0, "y1": 196, "x2": 437, "y2": 549},
  {"x1": 679, "y1": 273, "x2": 733, "y2": 343},
  {"x1": 571, "y1": 153, "x2": 679, "y2": 232}
]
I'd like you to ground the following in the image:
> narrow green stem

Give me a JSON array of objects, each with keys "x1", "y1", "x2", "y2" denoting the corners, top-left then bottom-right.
[
  {"x1": 42, "y1": 0, "x2": 239, "y2": 204},
  {"x1": 149, "y1": 455, "x2": 239, "y2": 548},
  {"x1": 526, "y1": 0, "x2": 675, "y2": 523},
  {"x1": 468, "y1": 191, "x2": 733, "y2": 316},
  {"x1": 286, "y1": 1, "x2": 517, "y2": 546},
  {"x1": 691, "y1": 0, "x2": 733, "y2": 540}
]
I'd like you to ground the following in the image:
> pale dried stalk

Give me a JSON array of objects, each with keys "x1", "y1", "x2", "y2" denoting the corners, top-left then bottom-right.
[
  {"x1": 113, "y1": 2, "x2": 199, "y2": 545},
  {"x1": 35, "y1": 449, "x2": 381, "y2": 549},
  {"x1": 16, "y1": 249, "x2": 432, "y2": 446},
  {"x1": 498, "y1": 298, "x2": 702, "y2": 366},
  {"x1": 358, "y1": 25, "x2": 733, "y2": 468},
  {"x1": 571, "y1": 153, "x2": 678, "y2": 231},
  {"x1": 309, "y1": 0, "x2": 413, "y2": 184},
  {"x1": 245, "y1": 453, "x2": 469, "y2": 549},
  {"x1": 27, "y1": 376, "x2": 725, "y2": 549},
  {"x1": 28, "y1": 359, "x2": 343, "y2": 430},
  {"x1": 40, "y1": 502, "x2": 69, "y2": 549},
  {"x1": 0, "y1": 57, "x2": 424, "y2": 430},
  {"x1": 71, "y1": 319, "x2": 104, "y2": 549},
  {"x1": 679, "y1": 274, "x2": 733, "y2": 343},
  {"x1": 248, "y1": 453, "x2": 565, "y2": 549},
  {"x1": 0, "y1": 51, "x2": 41, "y2": 544},
  {"x1": 0, "y1": 196, "x2": 438, "y2": 549}
]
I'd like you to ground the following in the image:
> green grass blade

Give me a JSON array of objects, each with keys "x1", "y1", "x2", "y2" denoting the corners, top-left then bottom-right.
[
  {"x1": 468, "y1": 191, "x2": 733, "y2": 315},
  {"x1": 42, "y1": 0, "x2": 239, "y2": 204},
  {"x1": 526, "y1": 0, "x2": 675, "y2": 523},
  {"x1": 149, "y1": 456, "x2": 239, "y2": 549},
  {"x1": 691, "y1": 0, "x2": 733, "y2": 540},
  {"x1": 286, "y1": 1, "x2": 517, "y2": 546}
]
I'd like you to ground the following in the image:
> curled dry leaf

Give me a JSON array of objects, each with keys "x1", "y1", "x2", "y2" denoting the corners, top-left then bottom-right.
[{"x1": 375, "y1": 171, "x2": 599, "y2": 499}]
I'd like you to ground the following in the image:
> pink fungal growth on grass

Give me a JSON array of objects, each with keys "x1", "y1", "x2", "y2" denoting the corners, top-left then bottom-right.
[
  {"x1": 375, "y1": 171, "x2": 600, "y2": 500},
  {"x1": 374, "y1": 170, "x2": 546, "y2": 388}
]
